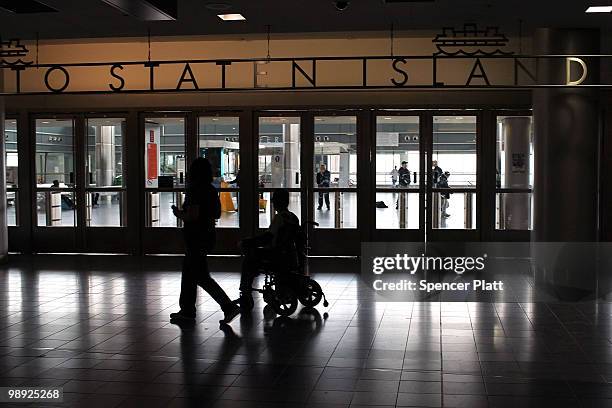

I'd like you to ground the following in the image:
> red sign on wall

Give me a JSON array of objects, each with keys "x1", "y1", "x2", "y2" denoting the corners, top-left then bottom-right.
[{"x1": 147, "y1": 143, "x2": 158, "y2": 180}]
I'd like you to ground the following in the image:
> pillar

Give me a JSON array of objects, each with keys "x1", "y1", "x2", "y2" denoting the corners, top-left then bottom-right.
[
  {"x1": 502, "y1": 117, "x2": 531, "y2": 229},
  {"x1": 283, "y1": 123, "x2": 300, "y2": 188},
  {"x1": 0, "y1": 72, "x2": 7, "y2": 261},
  {"x1": 532, "y1": 28, "x2": 601, "y2": 298},
  {"x1": 338, "y1": 151, "x2": 350, "y2": 187},
  {"x1": 95, "y1": 125, "x2": 115, "y2": 187}
]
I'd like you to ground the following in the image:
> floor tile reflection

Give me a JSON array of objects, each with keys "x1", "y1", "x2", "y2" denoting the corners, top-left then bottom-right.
[{"x1": 0, "y1": 255, "x2": 611, "y2": 407}]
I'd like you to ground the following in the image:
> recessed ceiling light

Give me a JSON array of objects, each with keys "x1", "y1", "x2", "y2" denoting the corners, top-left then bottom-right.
[
  {"x1": 218, "y1": 13, "x2": 245, "y2": 21},
  {"x1": 383, "y1": 117, "x2": 392, "y2": 120},
  {"x1": 205, "y1": 2, "x2": 232, "y2": 11},
  {"x1": 586, "y1": 6, "x2": 612, "y2": 12},
  {"x1": 42, "y1": 121, "x2": 50, "y2": 124}
]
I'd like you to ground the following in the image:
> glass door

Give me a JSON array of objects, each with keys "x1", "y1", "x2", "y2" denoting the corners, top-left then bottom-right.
[
  {"x1": 308, "y1": 112, "x2": 361, "y2": 255},
  {"x1": 32, "y1": 117, "x2": 79, "y2": 252},
  {"x1": 199, "y1": 114, "x2": 242, "y2": 254},
  {"x1": 5, "y1": 116, "x2": 18, "y2": 228},
  {"x1": 373, "y1": 112, "x2": 425, "y2": 242},
  {"x1": 142, "y1": 114, "x2": 187, "y2": 254},
  {"x1": 494, "y1": 112, "x2": 533, "y2": 240},
  {"x1": 82, "y1": 116, "x2": 129, "y2": 252},
  {"x1": 256, "y1": 115, "x2": 303, "y2": 229},
  {"x1": 427, "y1": 113, "x2": 480, "y2": 241}
]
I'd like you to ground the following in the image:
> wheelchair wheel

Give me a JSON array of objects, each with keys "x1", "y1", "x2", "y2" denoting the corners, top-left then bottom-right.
[
  {"x1": 270, "y1": 286, "x2": 298, "y2": 317},
  {"x1": 299, "y1": 279, "x2": 323, "y2": 307}
]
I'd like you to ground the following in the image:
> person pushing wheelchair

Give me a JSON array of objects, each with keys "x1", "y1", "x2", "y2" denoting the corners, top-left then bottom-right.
[{"x1": 235, "y1": 189, "x2": 303, "y2": 311}]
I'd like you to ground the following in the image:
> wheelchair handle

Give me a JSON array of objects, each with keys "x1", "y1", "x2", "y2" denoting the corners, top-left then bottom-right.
[{"x1": 305, "y1": 220, "x2": 319, "y2": 227}]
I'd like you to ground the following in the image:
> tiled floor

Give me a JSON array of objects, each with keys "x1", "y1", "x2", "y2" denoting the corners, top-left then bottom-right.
[{"x1": 1, "y1": 255, "x2": 612, "y2": 407}]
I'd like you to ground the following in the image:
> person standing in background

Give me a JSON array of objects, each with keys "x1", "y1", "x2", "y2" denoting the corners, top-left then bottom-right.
[
  {"x1": 398, "y1": 161, "x2": 411, "y2": 187},
  {"x1": 316, "y1": 163, "x2": 331, "y2": 210},
  {"x1": 390, "y1": 166, "x2": 399, "y2": 187},
  {"x1": 432, "y1": 160, "x2": 443, "y2": 187},
  {"x1": 396, "y1": 161, "x2": 411, "y2": 209}
]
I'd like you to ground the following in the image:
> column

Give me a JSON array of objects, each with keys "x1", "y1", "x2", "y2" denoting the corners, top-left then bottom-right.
[
  {"x1": 96, "y1": 125, "x2": 115, "y2": 203},
  {"x1": 0, "y1": 72, "x2": 7, "y2": 261},
  {"x1": 338, "y1": 151, "x2": 350, "y2": 187},
  {"x1": 502, "y1": 117, "x2": 531, "y2": 229},
  {"x1": 283, "y1": 123, "x2": 300, "y2": 188},
  {"x1": 532, "y1": 28, "x2": 601, "y2": 298}
]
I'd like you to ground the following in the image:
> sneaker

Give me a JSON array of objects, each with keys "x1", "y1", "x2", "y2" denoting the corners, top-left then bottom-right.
[
  {"x1": 170, "y1": 311, "x2": 195, "y2": 322},
  {"x1": 317, "y1": 206, "x2": 322, "y2": 210},
  {"x1": 442, "y1": 213, "x2": 450, "y2": 218},
  {"x1": 220, "y1": 304, "x2": 240, "y2": 324}
]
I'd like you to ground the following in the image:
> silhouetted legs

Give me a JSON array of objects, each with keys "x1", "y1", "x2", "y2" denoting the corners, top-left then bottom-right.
[{"x1": 178, "y1": 246, "x2": 233, "y2": 317}]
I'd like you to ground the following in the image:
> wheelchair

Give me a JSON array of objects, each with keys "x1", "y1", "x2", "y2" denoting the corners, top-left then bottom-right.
[{"x1": 241, "y1": 221, "x2": 329, "y2": 317}]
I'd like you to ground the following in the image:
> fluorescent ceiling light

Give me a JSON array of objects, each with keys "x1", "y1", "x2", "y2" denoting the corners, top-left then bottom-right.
[
  {"x1": 585, "y1": 6, "x2": 612, "y2": 12},
  {"x1": 217, "y1": 13, "x2": 246, "y2": 21}
]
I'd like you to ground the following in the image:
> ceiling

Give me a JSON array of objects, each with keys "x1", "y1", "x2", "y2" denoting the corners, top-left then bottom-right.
[{"x1": 0, "y1": 0, "x2": 610, "y2": 41}]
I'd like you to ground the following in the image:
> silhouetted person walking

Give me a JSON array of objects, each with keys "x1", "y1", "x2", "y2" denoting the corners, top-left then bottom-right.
[{"x1": 170, "y1": 157, "x2": 240, "y2": 324}]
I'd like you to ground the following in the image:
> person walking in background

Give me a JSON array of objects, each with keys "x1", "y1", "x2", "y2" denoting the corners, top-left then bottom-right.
[
  {"x1": 169, "y1": 157, "x2": 240, "y2": 324},
  {"x1": 390, "y1": 165, "x2": 399, "y2": 187},
  {"x1": 316, "y1": 163, "x2": 331, "y2": 210},
  {"x1": 398, "y1": 161, "x2": 411, "y2": 187},
  {"x1": 396, "y1": 161, "x2": 411, "y2": 209},
  {"x1": 439, "y1": 171, "x2": 451, "y2": 218},
  {"x1": 432, "y1": 160, "x2": 443, "y2": 187}
]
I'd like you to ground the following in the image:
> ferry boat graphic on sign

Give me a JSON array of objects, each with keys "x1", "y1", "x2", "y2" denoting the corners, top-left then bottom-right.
[
  {"x1": 0, "y1": 38, "x2": 32, "y2": 67},
  {"x1": 433, "y1": 24, "x2": 513, "y2": 57}
]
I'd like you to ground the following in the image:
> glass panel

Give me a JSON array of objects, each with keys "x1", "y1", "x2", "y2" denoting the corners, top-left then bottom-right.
[
  {"x1": 5, "y1": 118, "x2": 17, "y2": 188},
  {"x1": 432, "y1": 116, "x2": 477, "y2": 188},
  {"x1": 87, "y1": 191, "x2": 124, "y2": 227},
  {"x1": 199, "y1": 117, "x2": 240, "y2": 188},
  {"x1": 36, "y1": 191, "x2": 76, "y2": 227},
  {"x1": 144, "y1": 117, "x2": 186, "y2": 189},
  {"x1": 36, "y1": 119, "x2": 75, "y2": 186},
  {"x1": 376, "y1": 116, "x2": 420, "y2": 190},
  {"x1": 431, "y1": 192, "x2": 476, "y2": 230},
  {"x1": 258, "y1": 192, "x2": 301, "y2": 229},
  {"x1": 496, "y1": 193, "x2": 533, "y2": 230},
  {"x1": 496, "y1": 116, "x2": 533, "y2": 189},
  {"x1": 86, "y1": 118, "x2": 125, "y2": 187},
  {"x1": 219, "y1": 192, "x2": 239, "y2": 228},
  {"x1": 258, "y1": 117, "x2": 301, "y2": 188},
  {"x1": 5, "y1": 118, "x2": 18, "y2": 227},
  {"x1": 7, "y1": 193, "x2": 17, "y2": 227},
  {"x1": 314, "y1": 191, "x2": 357, "y2": 229},
  {"x1": 314, "y1": 116, "x2": 357, "y2": 188},
  {"x1": 147, "y1": 191, "x2": 185, "y2": 227},
  {"x1": 375, "y1": 192, "x2": 419, "y2": 229}
]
